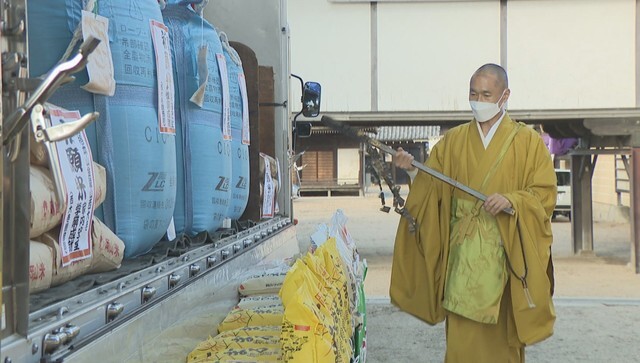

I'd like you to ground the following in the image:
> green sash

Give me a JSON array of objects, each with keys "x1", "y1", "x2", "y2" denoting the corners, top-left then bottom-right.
[{"x1": 442, "y1": 123, "x2": 523, "y2": 324}]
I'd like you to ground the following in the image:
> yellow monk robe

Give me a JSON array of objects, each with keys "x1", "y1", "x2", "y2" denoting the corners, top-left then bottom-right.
[{"x1": 390, "y1": 114, "x2": 557, "y2": 355}]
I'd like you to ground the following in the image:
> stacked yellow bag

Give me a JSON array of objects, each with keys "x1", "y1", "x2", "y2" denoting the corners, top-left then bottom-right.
[
  {"x1": 189, "y1": 323, "x2": 283, "y2": 361},
  {"x1": 187, "y1": 328, "x2": 282, "y2": 363},
  {"x1": 316, "y1": 238, "x2": 356, "y2": 314},
  {"x1": 187, "y1": 266, "x2": 291, "y2": 362},
  {"x1": 188, "y1": 346, "x2": 282, "y2": 362},
  {"x1": 187, "y1": 233, "x2": 361, "y2": 363},
  {"x1": 218, "y1": 305, "x2": 285, "y2": 333}
]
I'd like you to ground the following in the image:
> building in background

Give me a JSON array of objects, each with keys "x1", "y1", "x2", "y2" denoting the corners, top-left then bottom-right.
[
  {"x1": 295, "y1": 125, "x2": 440, "y2": 196},
  {"x1": 289, "y1": 0, "x2": 637, "y2": 223}
]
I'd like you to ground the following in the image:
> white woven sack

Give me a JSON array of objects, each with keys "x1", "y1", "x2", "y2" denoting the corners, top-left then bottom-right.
[
  {"x1": 30, "y1": 162, "x2": 107, "y2": 238},
  {"x1": 29, "y1": 241, "x2": 54, "y2": 293}
]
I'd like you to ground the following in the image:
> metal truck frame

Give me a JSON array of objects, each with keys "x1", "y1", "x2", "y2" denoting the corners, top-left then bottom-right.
[{"x1": 1, "y1": 1, "x2": 303, "y2": 361}]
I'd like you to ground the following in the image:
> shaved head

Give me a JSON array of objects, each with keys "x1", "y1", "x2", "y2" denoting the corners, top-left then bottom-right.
[{"x1": 472, "y1": 63, "x2": 508, "y2": 91}]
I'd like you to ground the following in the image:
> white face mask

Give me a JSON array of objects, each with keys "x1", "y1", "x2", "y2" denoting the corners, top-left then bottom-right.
[{"x1": 470, "y1": 90, "x2": 507, "y2": 123}]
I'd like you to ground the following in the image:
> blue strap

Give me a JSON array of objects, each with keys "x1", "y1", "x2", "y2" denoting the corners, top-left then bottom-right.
[
  {"x1": 164, "y1": 13, "x2": 192, "y2": 234},
  {"x1": 93, "y1": 94, "x2": 117, "y2": 230}
]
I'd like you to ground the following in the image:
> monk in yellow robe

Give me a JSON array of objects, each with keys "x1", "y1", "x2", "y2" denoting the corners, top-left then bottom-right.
[{"x1": 391, "y1": 63, "x2": 557, "y2": 362}]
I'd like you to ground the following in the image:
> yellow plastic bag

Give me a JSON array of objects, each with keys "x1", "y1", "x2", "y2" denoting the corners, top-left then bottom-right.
[
  {"x1": 187, "y1": 334, "x2": 281, "y2": 362},
  {"x1": 280, "y1": 259, "x2": 339, "y2": 332},
  {"x1": 218, "y1": 306, "x2": 284, "y2": 333},
  {"x1": 281, "y1": 283, "x2": 335, "y2": 363},
  {"x1": 316, "y1": 238, "x2": 355, "y2": 313},
  {"x1": 279, "y1": 261, "x2": 304, "y2": 307},
  {"x1": 303, "y1": 252, "x2": 350, "y2": 323}
]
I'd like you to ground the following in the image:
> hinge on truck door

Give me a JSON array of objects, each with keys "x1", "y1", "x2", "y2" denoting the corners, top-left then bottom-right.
[{"x1": 259, "y1": 100, "x2": 287, "y2": 108}]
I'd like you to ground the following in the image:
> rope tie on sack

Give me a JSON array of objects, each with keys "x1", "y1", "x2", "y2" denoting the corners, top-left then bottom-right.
[
  {"x1": 191, "y1": 0, "x2": 209, "y2": 15},
  {"x1": 58, "y1": 0, "x2": 98, "y2": 64},
  {"x1": 219, "y1": 31, "x2": 243, "y2": 66}
]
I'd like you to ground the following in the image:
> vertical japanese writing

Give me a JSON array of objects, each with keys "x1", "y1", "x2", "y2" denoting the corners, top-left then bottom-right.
[{"x1": 49, "y1": 108, "x2": 95, "y2": 266}]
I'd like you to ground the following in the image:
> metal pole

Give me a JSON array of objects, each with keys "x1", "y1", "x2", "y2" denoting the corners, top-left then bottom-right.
[
  {"x1": 630, "y1": 134, "x2": 640, "y2": 273},
  {"x1": 360, "y1": 141, "x2": 366, "y2": 196},
  {"x1": 571, "y1": 154, "x2": 595, "y2": 255},
  {"x1": 1, "y1": 0, "x2": 30, "y2": 340},
  {"x1": 0, "y1": 23, "x2": 4, "y2": 339}
]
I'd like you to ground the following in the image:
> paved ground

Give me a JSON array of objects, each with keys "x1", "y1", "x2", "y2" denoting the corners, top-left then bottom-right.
[{"x1": 293, "y1": 190, "x2": 640, "y2": 362}]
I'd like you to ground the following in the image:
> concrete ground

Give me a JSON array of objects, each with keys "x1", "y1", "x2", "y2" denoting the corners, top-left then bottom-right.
[{"x1": 293, "y1": 189, "x2": 640, "y2": 363}]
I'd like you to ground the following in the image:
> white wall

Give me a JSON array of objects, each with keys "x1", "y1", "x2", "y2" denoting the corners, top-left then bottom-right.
[
  {"x1": 377, "y1": 1, "x2": 500, "y2": 111},
  {"x1": 337, "y1": 148, "x2": 361, "y2": 184},
  {"x1": 288, "y1": 0, "x2": 371, "y2": 112},
  {"x1": 592, "y1": 154, "x2": 630, "y2": 222},
  {"x1": 507, "y1": 0, "x2": 636, "y2": 109},
  {"x1": 289, "y1": 0, "x2": 637, "y2": 113}
]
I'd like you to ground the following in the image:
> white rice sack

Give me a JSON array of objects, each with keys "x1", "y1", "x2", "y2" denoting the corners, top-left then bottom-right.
[
  {"x1": 238, "y1": 266, "x2": 290, "y2": 297},
  {"x1": 35, "y1": 228, "x2": 92, "y2": 287},
  {"x1": 30, "y1": 166, "x2": 61, "y2": 238},
  {"x1": 29, "y1": 162, "x2": 107, "y2": 238},
  {"x1": 29, "y1": 241, "x2": 54, "y2": 293},
  {"x1": 89, "y1": 217, "x2": 124, "y2": 273}
]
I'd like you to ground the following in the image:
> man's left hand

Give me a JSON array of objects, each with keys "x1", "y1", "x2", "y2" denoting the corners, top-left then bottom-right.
[{"x1": 483, "y1": 194, "x2": 512, "y2": 216}]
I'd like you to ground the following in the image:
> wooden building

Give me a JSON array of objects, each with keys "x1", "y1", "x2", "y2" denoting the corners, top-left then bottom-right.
[{"x1": 294, "y1": 125, "x2": 440, "y2": 196}]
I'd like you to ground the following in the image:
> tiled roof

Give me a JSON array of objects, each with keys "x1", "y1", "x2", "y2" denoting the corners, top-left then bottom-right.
[{"x1": 370, "y1": 125, "x2": 441, "y2": 141}]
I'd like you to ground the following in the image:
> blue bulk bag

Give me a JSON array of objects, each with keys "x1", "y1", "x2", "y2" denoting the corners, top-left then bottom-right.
[
  {"x1": 162, "y1": 4, "x2": 231, "y2": 236},
  {"x1": 28, "y1": 0, "x2": 178, "y2": 258},
  {"x1": 220, "y1": 35, "x2": 250, "y2": 220}
]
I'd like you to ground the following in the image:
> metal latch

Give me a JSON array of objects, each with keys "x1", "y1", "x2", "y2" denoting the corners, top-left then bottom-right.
[
  {"x1": 142, "y1": 286, "x2": 157, "y2": 303},
  {"x1": 206, "y1": 256, "x2": 218, "y2": 268},
  {"x1": 189, "y1": 264, "x2": 201, "y2": 277},
  {"x1": 106, "y1": 302, "x2": 124, "y2": 322},
  {"x1": 2, "y1": 36, "x2": 100, "y2": 146},
  {"x1": 168, "y1": 273, "x2": 181, "y2": 288},
  {"x1": 42, "y1": 324, "x2": 80, "y2": 354}
]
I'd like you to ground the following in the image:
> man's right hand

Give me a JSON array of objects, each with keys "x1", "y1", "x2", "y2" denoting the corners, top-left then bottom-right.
[{"x1": 394, "y1": 147, "x2": 416, "y2": 172}]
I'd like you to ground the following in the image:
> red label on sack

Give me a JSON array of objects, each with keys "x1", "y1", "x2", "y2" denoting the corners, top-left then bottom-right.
[{"x1": 294, "y1": 325, "x2": 310, "y2": 331}]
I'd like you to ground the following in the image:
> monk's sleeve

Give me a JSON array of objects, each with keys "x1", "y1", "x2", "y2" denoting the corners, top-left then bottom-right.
[
  {"x1": 390, "y1": 137, "x2": 448, "y2": 324},
  {"x1": 497, "y1": 132, "x2": 557, "y2": 345},
  {"x1": 503, "y1": 133, "x2": 556, "y2": 221}
]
